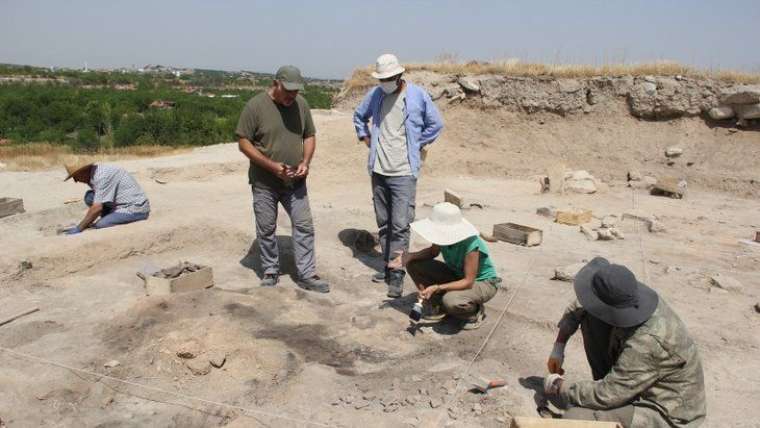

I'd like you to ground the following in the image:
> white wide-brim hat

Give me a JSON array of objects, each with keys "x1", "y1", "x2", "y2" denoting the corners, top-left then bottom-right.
[
  {"x1": 371, "y1": 53, "x2": 406, "y2": 79},
  {"x1": 411, "y1": 202, "x2": 479, "y2": 246}
]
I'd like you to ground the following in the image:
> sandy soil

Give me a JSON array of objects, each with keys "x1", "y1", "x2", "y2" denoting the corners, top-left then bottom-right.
[{"x1": 1, "y1": 108, "x2": 759, "y2": 427}]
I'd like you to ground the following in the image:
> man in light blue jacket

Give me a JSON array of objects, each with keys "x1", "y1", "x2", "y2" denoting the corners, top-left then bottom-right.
[{"x1": 353, "y1": 54, "x2": 444, "y2": 298}]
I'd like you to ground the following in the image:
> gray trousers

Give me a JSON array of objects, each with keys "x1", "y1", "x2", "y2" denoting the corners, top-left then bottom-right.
[
  {"x1": 252, "y1": 181, "x2": 315, "y2": 280},
  {"x1": 371, "y1": 173, "x2": 417, "y2": 265},
  {"x1": 407, "y1": 259, "x2": 499, "y2": 321}
]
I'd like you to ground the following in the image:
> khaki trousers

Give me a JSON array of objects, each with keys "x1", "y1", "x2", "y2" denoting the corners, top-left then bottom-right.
[{"x1": 406, "y1": 258, "x2": 499, "y2": 321}]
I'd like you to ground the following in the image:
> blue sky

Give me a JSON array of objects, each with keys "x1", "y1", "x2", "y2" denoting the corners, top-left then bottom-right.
[{"x1": 1, "y1": 0, "x2": 758, "y2": 79}]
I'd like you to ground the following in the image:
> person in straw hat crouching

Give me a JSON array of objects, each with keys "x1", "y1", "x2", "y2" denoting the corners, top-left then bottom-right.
[
  {"x1": 543, "y1": 257, "x2": 706, "y2": 427},
  {"x1": 62, "y1": 163, "x2": 150, "y2": 234},
  {"x1": 389, "y1": 202, "x2": 502, "y2": 330}
]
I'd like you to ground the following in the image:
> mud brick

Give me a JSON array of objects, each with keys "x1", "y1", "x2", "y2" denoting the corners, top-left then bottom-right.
[{"x1": 555, "y1": 209, "x2": 592, "y2": 225}]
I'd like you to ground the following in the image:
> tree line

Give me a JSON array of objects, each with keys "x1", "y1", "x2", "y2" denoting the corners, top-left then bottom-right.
[{"x1": 0, "y1": 82, "x2": 335, "y2": 151}]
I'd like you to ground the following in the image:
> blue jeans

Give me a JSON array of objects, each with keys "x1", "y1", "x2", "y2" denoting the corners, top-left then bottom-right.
[{"x1": 84, "y1": 190, "x2": 149, "y2": 229}]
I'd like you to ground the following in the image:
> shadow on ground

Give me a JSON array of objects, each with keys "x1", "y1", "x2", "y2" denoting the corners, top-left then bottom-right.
[
  {"x1": 337, "y1": 228, "x2": 384, "y2": 273},
  {"x1": 239, "y1": 236, "x2": 298, "y2": 282}
]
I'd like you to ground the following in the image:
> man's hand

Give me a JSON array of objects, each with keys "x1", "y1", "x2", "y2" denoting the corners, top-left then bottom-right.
[
  {"x1": 547, "y1": 342, "x2": 566, "y2": 375},
  {"x1": 64, "y1": 226, "x2": 82, "y2": 235},
  {"x1": 293, "y1": 161, "x2": 309, "y2": 178},
  {"x1": 360, "y1": 136, "x2": 370, "y2": 148},
  {"x1": 419, "y1": 285, "x2": 439, "y2": 301},
  {"x1": 271, "y1": 162, "x2": 291, "y2": 181},
  {"x1": 544, "y1": 373, "x2": 564, "y2": 396}
]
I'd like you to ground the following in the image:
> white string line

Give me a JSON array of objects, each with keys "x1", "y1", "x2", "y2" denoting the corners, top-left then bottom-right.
[
  {"x1": 630, "y1": 187, "x2": 651, "y2": 284},
  {"x1": 435, "y1": 218, "x2": 553, "y2": 422},
  {"x1": 0, "y1": 346, "x2": 331, "y2": 428}
]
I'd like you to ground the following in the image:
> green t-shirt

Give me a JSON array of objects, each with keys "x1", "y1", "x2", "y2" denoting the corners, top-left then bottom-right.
[
  {"x1": 235, "y1": 92, "x2": 316, "y2": 188},
  {"x1": 440, "y1": 235, "x2": 498, "y2": 282}
]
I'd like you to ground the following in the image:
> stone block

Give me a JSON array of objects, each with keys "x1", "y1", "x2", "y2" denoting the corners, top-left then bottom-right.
[{"x1": 556, "y1": 209, "x2": 592, "y2": 225}]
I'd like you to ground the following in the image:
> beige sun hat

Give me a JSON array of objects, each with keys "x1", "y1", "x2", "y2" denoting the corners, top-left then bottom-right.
[
  {"x1": 371, "y1": 54, "x2": 405, "y2": 79},
  {"x1": 411, "y1": 202, "x2": 479, "y2": 246},
  {"x1": 64, "y1": 162, "x2": 93, "y2": 181}
]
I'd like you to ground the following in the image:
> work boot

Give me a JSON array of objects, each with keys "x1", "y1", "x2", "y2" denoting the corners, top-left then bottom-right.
[
  {"x1": 297, "y1": 275, "x2": 330, "y2": 293},
  {"x1": 371, "y1": 270, "x2": 386, "y2": 283},
  {"x1": 260, "y1": 273, "x2": 279, "y2": 287},
  {"x1": 386, "y1": 270, "x2": 405, "y2": 298},
  {"x1": 462, "y1": 305, "x2": 486, "y2": 330}
]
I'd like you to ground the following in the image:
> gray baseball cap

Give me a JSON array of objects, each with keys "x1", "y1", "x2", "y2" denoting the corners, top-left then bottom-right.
[{"x1": 275, "y1": 65, "x2": 305, "y2": 91}]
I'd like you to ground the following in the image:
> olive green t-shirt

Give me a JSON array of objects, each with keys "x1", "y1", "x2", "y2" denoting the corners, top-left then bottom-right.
[{"x1": 235, "y1": 92, "x2": 316, "y2": 188}]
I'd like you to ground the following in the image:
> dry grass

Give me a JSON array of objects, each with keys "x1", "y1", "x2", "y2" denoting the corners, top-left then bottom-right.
[
  {"x1": 344, "y1": 59, "x2": 760, "y2": 90},
  {"x1": 0, "y1": 143, "x2": 189, "y2": 171}
]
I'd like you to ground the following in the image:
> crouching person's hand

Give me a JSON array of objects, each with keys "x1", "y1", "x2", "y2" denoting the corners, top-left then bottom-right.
[{"x1": 544, "y1": 373, "x2": 564, "y2": 396}]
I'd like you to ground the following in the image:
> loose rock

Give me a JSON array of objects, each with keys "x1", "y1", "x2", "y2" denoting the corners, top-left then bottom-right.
[
  {"x1": 354, "y1": 399, "x2": 370, "y2": 410},
  {"x1": 104, "y1": 360, "x2": 121, "y2": 369},
  {"x1": 754, "y1": 303, "x2": 760, "y2": 314},
  {"x1": 609, "y1": 228, "x2": 625, "y2": 239},
  {"x1": 429, "y1": 398, "x2": 443, "y2": 408},
  {"x1": 597, "y1": 228, "x2": 615, "y2": 240},
  {"x1": 627, "y1": 170, "x2": 642, "y2": 181},
  {"x1": 710, "y1": 274, "x2": 744, "y2": 292},
  {"x1": 186, "y1": 359, "x2": 211, "y2": 376},
  {"x1": 601, "y1": 215, "x2": 619, "y2": 228},
  {"x1": 665, "y1": 146, "x2": 683, "y2": 158},
  {"x1": 563, "y1": 170, "x2": 597, "y2": 194},
  {"x1": 553, "y1": 263, "x2": 586, "y2": 281},
  {"x1": 458, "y1": 76, "x2": 481, "y2": 93},
  {"x1": 720, "y1": 84, "x2": 760, "y2": 105},
  {"x1": 580, "y1": 225, "x2": 599, "y2": 241},
  {"x1": 708, "y1": 106, "x2": 735, "y2": 120},
  {"x1": 176, "y1": 341, "x2": 200, "y2": 359},
  {"x1": 536, "y1": 206, "x2": 557, "y2": 218},
  {"x1": 734, "y1": 103, "x2": 760, "y2": 120}
]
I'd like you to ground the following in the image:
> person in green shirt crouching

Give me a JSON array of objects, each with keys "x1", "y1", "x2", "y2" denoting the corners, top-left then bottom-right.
[{"x1": 390, "y1": 202, "x2": 502, "y2": 330}]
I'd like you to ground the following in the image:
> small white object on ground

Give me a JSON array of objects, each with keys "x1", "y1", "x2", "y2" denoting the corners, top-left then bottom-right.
[{"x1": 710, "y1": 274, "x2": 744, "y2": 292}]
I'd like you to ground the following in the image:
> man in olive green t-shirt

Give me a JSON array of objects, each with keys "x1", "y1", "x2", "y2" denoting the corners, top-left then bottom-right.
[{"x1": 236, "y1": 65, "x2": 329, "y2": 293}]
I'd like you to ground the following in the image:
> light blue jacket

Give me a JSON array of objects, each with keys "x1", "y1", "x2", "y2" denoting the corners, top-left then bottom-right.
[{"x1": 353, "y1": 82, "x2": 444, "y2": 177}]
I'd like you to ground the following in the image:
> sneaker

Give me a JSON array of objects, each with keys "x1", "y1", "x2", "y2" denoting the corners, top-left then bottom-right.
[
  {"x1": 462, "y1": 305, "x2": 486, "y2": 330},
  {"x1": 371, "y1": 270, "x2": 386, "y2": 283},
  {"x1": 260, "y1": 273, "x2": 279, "y2": 287},
  {"x1": 386, "y1": 270, "x2": 404, "y2": 298},
  {"x1": 423, "y1": 302, "x2": 446, "y2": 321},
  {"x1": 297, "y1": 275, "x2": 330, "y2": 293}
]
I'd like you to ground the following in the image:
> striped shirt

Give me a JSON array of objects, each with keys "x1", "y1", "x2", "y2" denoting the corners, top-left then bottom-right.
[{"x1": 91, "y1": 164, "x2": 150, "y2": 214}]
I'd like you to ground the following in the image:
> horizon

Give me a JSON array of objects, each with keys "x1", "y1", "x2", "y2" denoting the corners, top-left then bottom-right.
[{"x1": 2, "y1": 1, "x2": 759, "y2": 80}]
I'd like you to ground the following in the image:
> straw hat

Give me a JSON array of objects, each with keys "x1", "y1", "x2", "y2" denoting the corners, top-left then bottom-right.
[
  {"x1": 64, "y1": 163, "x2": 93, "y2": 181},
  {"x1": 574, "y1": 257, "x2": 659, "y2": 328},
  {"x1": 371, "y1": 54, "x2": 405, "y2": 79},
  {"x1": 410, "y1": 202, "x2": 478, "y2": 246}
]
